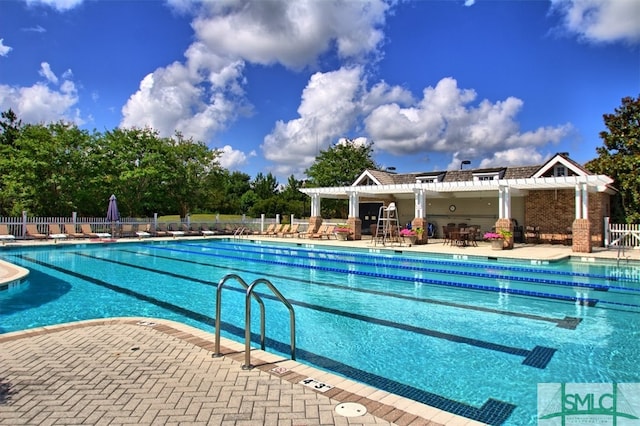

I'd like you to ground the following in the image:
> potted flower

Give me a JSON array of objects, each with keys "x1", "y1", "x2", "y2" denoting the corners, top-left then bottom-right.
[
  {"x1": 399, "y1": 228, "x2": 418, "y2": 245},
  {"x1": 483, "y1": 229, "x2": 513, "y2": 250},
  {"x1": 334, "y1": 225, "x2": 351, "y2": 241}
]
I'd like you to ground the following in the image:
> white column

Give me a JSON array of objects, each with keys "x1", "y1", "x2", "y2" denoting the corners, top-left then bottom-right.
[
  {"x1": 498, "y1": 187, "x2": 505, "y2": 218},
  {"x1": 575, "y1": 185, "x2": 582, "y2": 219},
  {"x1": 310, "y1": 193, "x2": 321, "y2": 217},
  {"x1": 347, "y1": 191, "x2": 359, "y2": 218},
  {"x1": 581, "y1": 183, "x2": 589, "y2": 220},
  {"x1": 504, "y1": 186, "x2": 511, "y2": 219},
  {"x1": 414, "y1": 188, "x2": 426, "y2": 218}
]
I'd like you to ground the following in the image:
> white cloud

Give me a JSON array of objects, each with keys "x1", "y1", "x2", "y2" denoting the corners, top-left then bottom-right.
[
  {"x1": 192, "y1": 0, "x2": 389, "y2": 70},
  {"x1": 22, "y1": 25, "x2": 46, "y2": 33},
  {"x1": 551, "y1": 0, "x2": 640, "y2": 44},
  {"x1": 476, "y1": 148, "x2": 548, "y2": 168},
  {"x1": 364, "y1": 77, "x2": 572, "y2": 169},
  {"x1": 0, "y1": 80, "x2": 82, "y2": 125},
  {"x1": 0, "y1": 39, "x2": 12, "y2": 57},
  {"x1": 39, "y1": 62, "x2": 59, "y2": 84},
  {"x1": 218, "y1": 144, "x2": 250, "y2": 170},
  {"x1": 261, "y1": 67, "x2": 365, "y2": 177},
  {"x1": 25, "y1": 0, "x2": 84, "y2": 12},
  {"x1": 0, "y1": 61, "x2": 82, "y2": 125}
]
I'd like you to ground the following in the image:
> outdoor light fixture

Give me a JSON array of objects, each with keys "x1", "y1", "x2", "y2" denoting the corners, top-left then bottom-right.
[
  {"x1": 460, "y1": 160, "x2": 471, "y2": 170},
  {"x1": 387, "y1": 202, "x2": 396, "y2": 211}
]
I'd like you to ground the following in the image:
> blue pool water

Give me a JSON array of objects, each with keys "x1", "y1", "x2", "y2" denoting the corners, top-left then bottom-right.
[{"x1": 1, "y1": 239, "x2": 639, "y2": 425}]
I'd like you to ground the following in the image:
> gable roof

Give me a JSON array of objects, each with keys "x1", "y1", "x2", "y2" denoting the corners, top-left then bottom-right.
[{"x1": 302, "y1": 153, "x2": 615, "y2": 199}]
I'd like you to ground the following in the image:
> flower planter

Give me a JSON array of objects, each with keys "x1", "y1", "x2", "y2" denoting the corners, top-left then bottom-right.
[
  {"x1": 403, "y1": 236, "x2": 418, "y2": 245},
  {"x1": 490, "y1": 239, "x2": 504, "y2": 250},
  {"x1": 335, "y1": 232, "x2": 349, "y2": 241}
]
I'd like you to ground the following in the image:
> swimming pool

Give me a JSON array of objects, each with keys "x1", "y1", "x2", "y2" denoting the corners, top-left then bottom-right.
[{"x1": 1, "y1": 239, "x2": 639, "y2": 425}]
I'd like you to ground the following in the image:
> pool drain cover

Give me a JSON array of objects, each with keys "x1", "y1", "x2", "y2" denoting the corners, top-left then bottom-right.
[{"x1": 335, "y1": 402, "x2": 367, "y2": 417}]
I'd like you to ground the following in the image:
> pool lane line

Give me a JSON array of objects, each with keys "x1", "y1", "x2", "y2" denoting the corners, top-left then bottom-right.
[
  {"x1": 71, "y1": 250, "x2": 557, "y2": 368},
  {"x1": 208, "y1": 240, "x2": 639, "y2": 283},
  {"x1": 114, "y1": 247, "x2": 582, "y2": 329},
  {"x1": 217, "y1": 241, "x2": 640, "y2": 293},
  {"x1": 183, "y1": 241, "x2": 624, "y2": 293},
  {"x1": 148, "y1": 243, "x2": 602, "y2": 307},
  {"x1": 13, "y1": 254, "x2": 516, "y2": 425}
]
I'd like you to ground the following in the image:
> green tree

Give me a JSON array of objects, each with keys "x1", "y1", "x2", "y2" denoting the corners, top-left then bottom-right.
[
  {"x1": 586, "y1": 95, "x2": 640, "y2": 223},
  {"x1": 305, "y1": 139, "x2": 378, "y2": 217}
]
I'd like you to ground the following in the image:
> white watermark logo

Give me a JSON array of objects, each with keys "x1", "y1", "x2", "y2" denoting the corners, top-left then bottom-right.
[{"x1": 538, "y1": 383, "x2": 640, "y2": 425}]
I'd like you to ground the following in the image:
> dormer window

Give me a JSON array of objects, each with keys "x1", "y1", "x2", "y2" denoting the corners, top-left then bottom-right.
[
  {"x1": 418, "y1": 177, "x2": 438, "y2": 184},
  {"x1": 554, "y1": 165, "x2": 567, "y2": 177},
  {"x1": 473, "y1": 172, "x2": 501, "y2": 181}
]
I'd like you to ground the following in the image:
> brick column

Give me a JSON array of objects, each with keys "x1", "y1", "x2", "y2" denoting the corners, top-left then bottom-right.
[
  {"x1": 308, "y1": 217, "x2": 323, "y2": 234},
  {"x1": 572, "y1": 218, "x2": 592, "y2": 253},
  {"x1": 412, "y1": 218, "x2": 427, "y2": 244},
  {"x1": 495, "y1": 218, "x2": 514, "y2": 249},
  {"x1": 346, "y1": 217, "x2": 362, "y2": 240}
]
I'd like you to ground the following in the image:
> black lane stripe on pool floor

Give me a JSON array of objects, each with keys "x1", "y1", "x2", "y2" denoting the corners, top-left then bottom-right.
[
  {"x1": 117, "y1": 246, "x2": 581, "y2": 330},
  {"x1": 72, "y1": 251, "x2": 557, "y2": 368},
  {"x1": 15, "y1": 254, "x2": 516, "y2": 425}
]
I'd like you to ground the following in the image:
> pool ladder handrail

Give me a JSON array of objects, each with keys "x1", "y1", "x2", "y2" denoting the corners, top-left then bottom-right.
[
  {"x1": 213, "y1": 273, "x2": 296, "y2": 370},
  {"x1": 233, "y1": 227, "x2": 250, "y2": 239}
]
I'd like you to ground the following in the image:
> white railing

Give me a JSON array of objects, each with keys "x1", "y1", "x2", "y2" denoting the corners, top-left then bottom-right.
[
  {"x1": 605, "y1": 218, "x2": 640, "y2": 249},
  {"x1": 0, "y1": 212, "x2": 300, "y2": 239}
]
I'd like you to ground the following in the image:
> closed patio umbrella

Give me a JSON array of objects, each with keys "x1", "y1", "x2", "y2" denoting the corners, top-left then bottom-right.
[{"x1": 107, "y1": 194, "x2": 120, "y2": 237}]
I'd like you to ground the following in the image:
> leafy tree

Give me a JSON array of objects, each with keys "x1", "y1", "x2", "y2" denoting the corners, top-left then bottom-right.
[
  {"x1": 586, "y1": 95, "x2": 640, "y2": 223},
  {"x1": 305, "y1": 139, "x2": 378, "y2": 187},
  {"x1": 305, "y1": 139, "x2": 378, "y2": 217},
  {"x1": 252, "y1": 172, "x2": 279, "y2": 199}
]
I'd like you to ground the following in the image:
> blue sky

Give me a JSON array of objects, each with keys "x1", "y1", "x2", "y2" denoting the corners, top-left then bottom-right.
[{"x1": 1, "y1": 0, "x2": 638, "y2": 182}]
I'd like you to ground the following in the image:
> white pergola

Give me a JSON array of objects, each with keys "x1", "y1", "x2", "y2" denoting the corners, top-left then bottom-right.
[{"x1": 300, "y1": 174, "x2": 614, "y2": 222}]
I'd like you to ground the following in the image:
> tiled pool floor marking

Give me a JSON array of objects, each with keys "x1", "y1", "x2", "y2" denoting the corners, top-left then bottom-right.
[{"x1": 13, "y1": 254, "x2": 516, "y2": 425}]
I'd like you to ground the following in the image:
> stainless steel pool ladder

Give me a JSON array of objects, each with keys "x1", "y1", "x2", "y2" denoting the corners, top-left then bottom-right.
[{"x1": 213, "y1": 273, "x2": 296, "y2": 370}]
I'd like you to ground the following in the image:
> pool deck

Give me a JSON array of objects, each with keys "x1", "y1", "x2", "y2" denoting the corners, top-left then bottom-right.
[{"x1": 1, "y1": 236, "x2": 638, "y2": 425}]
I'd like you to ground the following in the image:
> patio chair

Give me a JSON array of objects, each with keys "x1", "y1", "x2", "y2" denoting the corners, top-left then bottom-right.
[
  {"x1": 81, "y1": 223, "x2": 111, "y2": 238},
  {"x1": 0, "y1": 224, "x2": 16, "y2": 244},
  {"x1": 525, "y1": 226, "x2": 540, "y2": 243},
  {"x1": 26, "y1": 224, "x2": 47, "y2": 240},
  {"x1": 48, "y1": 224, "x2": 68, "y2": 242},
  {"x1": 64, "y1": 224, "x2": 85, "y2": 239}
]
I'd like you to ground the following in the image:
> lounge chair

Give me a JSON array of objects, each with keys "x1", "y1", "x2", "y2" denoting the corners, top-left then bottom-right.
[
  {"x1": 297, "y1": 226, "x2": 315, "y2": 238},
  {"x1": 310, "y1": 224, "x2": 329, "y2": 239},
  {"x1": 266, "y1": 224, "x2": 283, "y2": 237},
  {"x1": 166, "y1": 223, "x2": 185, "y2": 238},
  {"x1": 283, "y1": 223, "x2": 300, "y2": 237},
  {"x1": 0, "y1": 224, "x2": 16, "y2": 244},
  {"x1": 81, "y1": 224, "x2": 111, "y2": 239},
  {"x1": 134, "y1": 224, "x2": 151, "y2": 239},
  {"x1": 181, "y1": 223, "x2": 200, "y2": 236},
  {"x1": 64, "y1": 224, "x2": 85, "y2": 238},
  {"x1": 48, "y1": 224, "x2": 68, "y2": 242},
  {"x1": 200, "y1": 223, "x2": 216, "y2": 237},
  {"x1": 26, "y1": 224, "x2": 47, "y2": 240},
  {"x1": 150, "y1": 223, "x2": 168, "y2": 237},
  {"x1": 259, "y1": 223, "x2": 276, "y2": 236},
  {"x1": 276, "y1": 224, "x2": 290, "y2": 237}
]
